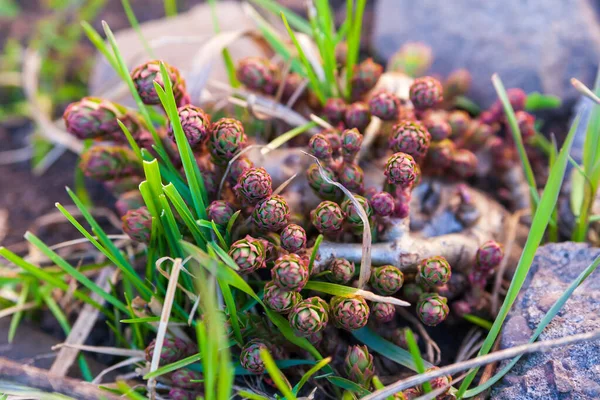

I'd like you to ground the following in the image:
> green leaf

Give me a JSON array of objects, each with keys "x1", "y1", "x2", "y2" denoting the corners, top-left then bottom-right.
[
  {"x1": 143, "y1": 353, "x2": 203, "y2": 379},
  {"x1": 405, "y1": 329, "x2": 431, "y2": 393},
  {"x1": 120, "y1": 0, "x2": 154, "y2": 57},
  {"x1": 308, "y1": 234, "x2": 323, "y2": 273},
  {"x1": 462, "y1": 314, "x2": 493, "y2": 330},
  {"x1": 293, "y1": 357, "x2": 332, "y2": 394},
  {"x1": 352, "y1": 327, "x2": 432, "y2": 371},
  {"x1": 281, "y1": 13, "x2": 327, "y2": 105},
  {"x1": 454, "y1": 96, "x2": 481, "y2": 115},
  {"x1": 8, "y1": 280, "x2": 30, "y2": 343},
  {"x1": 249, "y1": 0, "x2": 312, "y2": 36},
  {"x1": 464, "y1": 254, "x2": 600, "y2": 397},
  {"x1": 525, "y1": 92, "x2": 562, "y2": 111},
  {"x1": 237, "y1": 390, "x2": 270, "y2": 400},
  {"x1": 344, "y1": 0, "x2": 367, "y2": 100},
  {"x1": 164, "y1": 0, "x2": 177, "y2": 17},
  {"x1": 218, "y1": 279, "x2": 243, "y2": 345},
  {"x1": 457, "y1": 110, "x2": 581, "y2": 397},
  {"x1": 327, "y1": 376, "x2": 371, "y2": 396},
  {"x1": 492, "y1": 74, "x2": 539, "y2": 215},
  {"x1": 260, "y1": 348, "x2": 297, "y2": 400}
]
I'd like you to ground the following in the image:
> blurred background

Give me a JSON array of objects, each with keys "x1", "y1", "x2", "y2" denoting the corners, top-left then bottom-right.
[{"x1": 0, "y1": 0, "x2": 597, "y2": 247}]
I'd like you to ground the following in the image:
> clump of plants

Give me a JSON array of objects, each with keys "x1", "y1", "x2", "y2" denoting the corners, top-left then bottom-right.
[{"x1": 3, "y1": 1, "x2": 600, "y2": 399}]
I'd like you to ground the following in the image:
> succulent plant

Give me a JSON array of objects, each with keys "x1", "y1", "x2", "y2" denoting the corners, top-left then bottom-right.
[
  {"x1": 168, "y1": 388, "x2": 198, "y2": 400},
  {"x1": 115, "y1": 190, "x2": 145, "y2": 217},
  {"x1": 145, "y1": 337, "x2": 188, "y2": 364},
  {"x1": 370, "y1": 302, "x2": 395, "y2": 323},
  {"x1": 416, "y1": 293, "x2": 449, "y2": 326},
  {"x1": 281, "y1": 72, "x2": 304, "y2": 101},
  {"x1": 208, "y1": 118, "x2": 247, "y2": 165},
  {"x1": 444, "y1": 69, "x2": 471, "y2": 99},
  {"x1": 131, "y1": 60, "x2": 187, "y2": 106},
  {"x1": 452, "y1": 300, "x2": 473, "y2": 317},
  {"x1": 228, "y1": 156, "x2": 254, "y2": 184},
  {"x1": 370, "y1": 265, "x2": 404, "y2": 295},
  {"x1": 426, "y1": 140, "x2": 455, "y2": 171},
  {"x1": 323, "y1": 128, "x2": 342, "y2": 154},
  {"x1": 307, "y1": 164, "x2": 343, "y2": 200},
  {"x1": 206, "y1": 200, "x2": 235, "y2": 225},
  {"x1": 328, "y1": 258, "x2": 356, "y2": 284},
  {"x1": 389, "y1": 327, "x2": 417, "y2": 349},
  {"x1": 344, "y1": 345, "x2": 375, "y2": 386},
  {"x1": 341, "y1": 128, "x2": 364, "y2": 162},
  {"x1": 228, "y1": 235, "x2": 266, "y2": 274},
  {"x1": 344, "y1": 102, "x2": 371, "y2": 132},
  {"x1": 252, "y1": 195, "x2": 290, "y2": 232},
  {"x1": 368, "y1": 90, "x2": 400, "y2": 121},
  {"x1": 387, "y1": 42, "x2": 432, "y2": 77},
  {"x1": 341, "y1": 195, "x2": 373, "y2": 233},
  {"x1": 401, "y1": 387, "x2": 423, "y2": 399},
  {"x1": 122, "y1": 206, "x2": 152, "y2": 243},
  {"x1": 423, "y1": 366, "x2": 452, "y2": 394},
  {"x1": 308, "y1": 133, "x2": 333, "y2": 161},
  {"x1": 401, "y1": 283, "x2": 426, "y2": 304},
  {"x1": 80, "y1": 145, "x2": 141, "y2": 181},
  {"x1": 323, "y1": 98, "x2": 347, "y2": 125},
  {"x1": 371, "y1": 191, "x2": 395, "y2": 217},
  {"x1": 451, "y1": 148, "x2": 478, "y2": 178},
  {"x1": 476, "y1": 240, "x2": 504, "y2": 270},
  {"x1": 240, "y1": 340, "x2": 269, "y2": 374},
  {"x1": 351, "y1": 58, "x2": 383, "y2": 97},
  {"x1": 234, "y1": 167, "x2": 273, "y2": 205},
  {"x1": 448, "y1": 110, "x2": 471, "y2": 138},
  {"x1": 311, "y1": 201, "x2": 345, "y2": 234},
  {"x1": 409, "y1": 76, "x2": 443, "y2": 109},
  {"x1": 338, "y1": 163, "x2": 365, "y2": 193},
  {"x1": 168, "y1": 105, "x2": 211, "y2": 147},
  {"x1": 63, "y1": 97, "x2": 123, "y2": 139},
  {"x1": 263, "y1": 281, "x2": 301, "y2": 314},
  {"x1": 271, "y1": 253, "x2": 309, "y2": 292},
  {"x1": 280, "y1": 224, "x2": 307, "y2": 253},
  {"x1": 307, "y1": 330, "x2": 324, "y2": 346},
  {"x1": 467, "y1": 122, "x2": 495, "y2": 148},
  {"x1": 199, "y1": 164, "x2": 219, "y2": 199},
  {"x1": 236, "y1": 57, "x2": 279, "y2": 95},
  {"x1": 418, "y1": 256, "x2": 452, "y2": 287},
  {"x1": 288, "y1": 296, "x2": 329, "y2": 336},
  {"x1": 516, "y1": 110, "x2": 536, "y2": 138},
  {"x1": 330, "y1": 296, "x2": 369, "y2": 330},
  {"x1": 384, "y1": 152, "x2": 418, "y2": 187},
  {"x1": 468, "y1": 269, "x2": 490, "y2": 288},
  {"x1": 424, "y1": 115, "x2": 451, "y2": 141},
  {"x1": 171, "y1": 368, "x2": 202, "y2": 389},
  {"x1": 389, "y1": 120, "x2": 431, "y2": 160}
]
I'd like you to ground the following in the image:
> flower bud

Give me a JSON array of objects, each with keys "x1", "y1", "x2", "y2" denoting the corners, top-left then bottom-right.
[
  {"x1": 323, "y1": 98, "x2": 347, "y2": 125},
  {"x1": 423, "y1": 116, "x2": 451, "y2": 141},
  {"x1": 370, "y1": 265, "x2": 404, "y2": 295},
  {"x1": 206, "y1": 200, "x2": 235, "y2": 225},
  {"x1": 351, "y1": 58, "x2": 383, "y2": 97},
  {"x1": 228, "y1": 235, "x2": 266, "y2": 274},
  {"x1": 409, "y1": 76, "x2": 443, "y2": 109},
  {"x1": 384, "y1": 152, "x2": 418, "y2": 187},
  {"x1": 331, "y1": 296, "x2": 370, "y2": 331},
  {"x1": 131, "y1": 60, "x2": 187, "y2": 105},
  {"x1": 344, "y1": 102, "x2": 371, "y2": 132},
  {"x1": 417, "y1": 256, "x2": 452, "y2": 287},
  {"x1": 369, "y1": 90, "x2": 400, "y2": 121},
  {"x1": 307, "y1": 164, "x2": 343, "y2": 201},
  {"x1": 263, "y1": 281, "x2": 301, "y2": 313},
  {"x1": 240, "y1": 340, "x2": 269, "y2": 373},
  {"x1": 341, "y1": 195, "x2": 373, "y2": 233},
  {"x1": 402, "y1": 283, "x2": 425, "y2": 303},
  {"x1": 451, "y1": 149, "x2": 478, "y2": 178},
  {"x1": 476, "y1": 240, "x2": 504, "y2": 271},
  {"x1": 208, "y1": 118, "x2": 247, "y2": 165},
  {"x1": 145, "y1": 337, "x2": 188, "y2": 364},
  {"x1": 80, "y1": 145, "x2": 141, "y2": 181},
  {"x1": 271, "y1": 253, "x2": 309, "y2": 292},
  {"x1": 389, "y1": 120, "x2": 431, "y2": 160},
  {"x1": 115, "y1": 190, "x2": 145, "y2": 217},
  {"x1": 308, "y1": 133, "x2": 333, "y2": 161},
  {"x1": 344, "y1": 345, "x2": 375, "y2": 386},
  {"x1": 328, "y1": 258, "x2": 356, "y2": 284},
  {"x1": 235, "y1": 167, "x2": 273, "y2": 205},
  {"x1": 370, "y1": 302, "x2": 395, "y2": 323},
  {"x1": 288, "y1": 296, "x2": 329, "y2": 336},
  {"x1": 338, "y1": 163, "x2": 365, "y2": 193},
  {"x1": 417, "y1": 293, "x2": 449, "y2": 326},
  {"x1": 311, "y1": 201, "x2": 345, "y2": 234},
  {"x1": 280, "y1": 224, "x2": 307, "y2": 253},
  {"x1": 168, "y1": 105, "x2": 211, "y2": 147},
  {"x1": 122, "y1": 206, "x2": 152, "y2": 243},
  {"x1": 63, "y1": 97, "x2": 123, "y2": 139},
  {"x1": 448, "y1": 110, "x2": 471, "y2": 138},
  {"x1": 341, "y1": 128, "x2": 364, "y2": 162},
  {"x1": 236, "y1": 57, "x2": 279, "y2": 95}
]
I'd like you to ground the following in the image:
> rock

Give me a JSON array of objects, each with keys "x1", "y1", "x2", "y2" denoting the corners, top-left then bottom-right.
[
  {"x1": 90, "y1": 1, "x2": 272, "y2": 104},
  {"x1": 491, "y1": 242, "x2": 600, "y2": 400},
  {"x1": 372, "y1": 0, "x2": 600, "y2": 110}
]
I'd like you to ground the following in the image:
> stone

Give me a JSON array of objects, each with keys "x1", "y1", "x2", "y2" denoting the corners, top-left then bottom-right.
[
  {"x1": 491, "y1": 242, "x2": 600, "y2": 400},
  {"x1": 372, "y1": 0, "x2": 600, "y2": 110}
]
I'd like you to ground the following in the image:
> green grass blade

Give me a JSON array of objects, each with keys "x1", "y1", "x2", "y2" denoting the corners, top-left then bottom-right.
[
  {"x1": 208, "y1": 0, "x2": 240, "y2": 88},
  {"x1": 154, "y1": 62, "x2": 208, "y2": 216},
  {"x1": 117, "y1": 119, "x2": 143, "y2": 161},
  {"x1": 308, "y1": 234, "x2": 323, "y2": 273},
  {"x1": 405, "y1": 329, "x2": 431, "y2": 393},
  {"x1": 263, "y1": 121, "x2": 317, "y2": 153},
  {"x1": 81, "y1": 21, "x2": 120, "y2": 78},
  {"x1": 457, "y1": 111, "x2": 581, "y2": 398},
  {"x1": 207, "y1": 241, "x2": 239, "y2": 271},
  {"x1": 249, "y1": 0, "x2": 312, "y2": 36},
  {"x1": 24, "y1": 232, "x2": 129, "y2": 314},
  {"x1": 218, "y1": 279, "x2": 243, "y2": 345},
  {"x1": 524, "y1": 92, "x2": 562, "y2": 111},
  {"x1": 463, "y1": 314, "x2": 492, "y2": 330},
  {"x1": 163, "y1": 183, "x2": 208, "y2": 246},
  {"x1": 8, "y1": 280, "x2": 30, "y2": 343},
  {"x1": 0, "y1": 248, "x2": 104, "y2": 312},
  {"x1": 120, "y1": 0, "x2": 154, "y2": 57},
  {"x1": 464, "y1": 254, "x2": 600, "y2": 397},
  {"x1": 582, "y1": 66, "x2": 600, "y2": 175},
  {"x1": 492, "y1": 74, "x2": 539, "y2": 214},
  {"x1": 293, "y1": 357, "x2": 332, "y2": 394},
  {"x1": 281, "y1": 13, "x2": 327, "y2": 105},
  {"x1": 237, "y1": 390, "x2": 270, "y2": 400},
  {"x1": 143, "y1": 353, "x2": 202, "y2": 379},
  {"x1": 352, "y1": 327, "x2": 432, "y2": 371},
  {"x1": 259, "y1": 348, "x2": 296, "y2": 400},
  {"x1": 327, "y1": 376, "x2": 371, "y2": 396},
  {"x1": 344, "y1": 0, "x2": 366, "y2": 99},
  {"x1": 164, "y1": 0, "x2": 177, "y2": 17}
]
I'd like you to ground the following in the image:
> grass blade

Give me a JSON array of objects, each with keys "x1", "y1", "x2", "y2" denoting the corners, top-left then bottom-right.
[
  {"x1": 259, "y1": 348, "x2": 296, "y2": 400},
  {"x1": 293, "y1": 357, "x2": 331, "y2": 394},
  {"x1": 456, "y1": 111, "x2": 581, "y2": 397},
  {"x1": 120, "y1": 0, "x2": 154, "y2": 57},
  {"x1": 405, "y1": 329, "x2": 431, "y2": 393},
  {"x1": 8, "y1": 280, "x2": 29, "y2": 343},
  {"x1": 164, "y1": 0, "x2": 177, "y2": 17},
  {"x1": 344, "y1": 0, "x2": 366, "y2": 99},
  {"x1": 249, "y1": 0, "x2": 312, "y2": 36}
]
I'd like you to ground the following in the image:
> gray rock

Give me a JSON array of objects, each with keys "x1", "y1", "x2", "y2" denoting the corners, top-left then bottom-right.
[
  {"x1": 372, "y1": 0, "x2": 600, "y2": 110},
  {"x1": 491, "y1": 242, "x2": 600, "y2": 400}
]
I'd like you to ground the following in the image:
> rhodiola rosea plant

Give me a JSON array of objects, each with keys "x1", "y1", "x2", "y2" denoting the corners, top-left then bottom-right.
[{"x1": 2, "y1": 0, "x2": 597, "y2": 399}]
